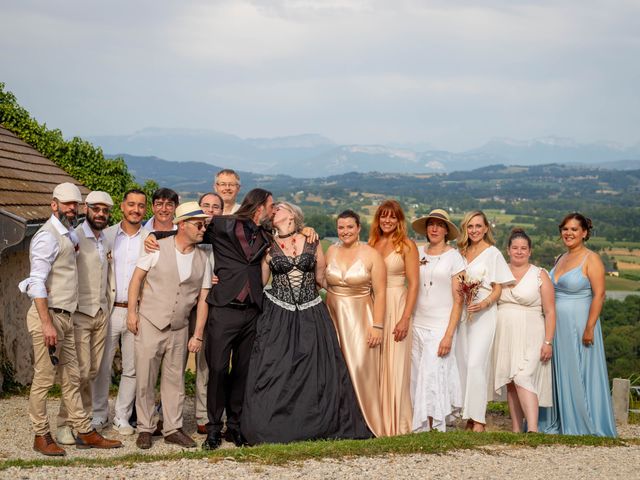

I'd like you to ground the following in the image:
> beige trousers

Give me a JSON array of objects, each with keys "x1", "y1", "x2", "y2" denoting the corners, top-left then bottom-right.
[
  {"x1": 135, "y1": 316, "x2": 188, "y2": 436},
  {"x1": 188, "y1": 307, "x2": 208, "y2": 425},
  {"x1": 26, "y1": 305, "x2": 92, "y2": 435},
  {"x1": 58, "y1": 309, "x2": 107, "y2": 426}
]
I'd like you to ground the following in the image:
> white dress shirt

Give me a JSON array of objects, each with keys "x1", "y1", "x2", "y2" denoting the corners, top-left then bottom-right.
[
  {"x1": 113, "y1": 224, "x2": 145, "y2": 303},
  {"x1": 18, "y1": 215, "x2": 78, "y2": 299},
  {"x1": 143, "y1": 216, "x2": 177, "y2": 232},
  {"x1": 79, "y1": 220, "x2": 106, "y2": 262}
]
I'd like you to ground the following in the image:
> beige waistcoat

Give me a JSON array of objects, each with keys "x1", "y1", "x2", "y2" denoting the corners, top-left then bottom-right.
[
  {"x1": 35, "y1": 218, "x2": 78, "y2": 312},
  {"x1": 138, "y1": 236, "x2": 207, "y2": 331},
  {"x1": 75, "y1": 223, "x2": 109, "y2": 317}
]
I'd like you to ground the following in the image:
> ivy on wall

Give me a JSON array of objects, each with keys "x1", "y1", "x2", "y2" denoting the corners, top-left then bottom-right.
[{"x1": 0, "y1": 82, "x2": 157, "y2": 222}]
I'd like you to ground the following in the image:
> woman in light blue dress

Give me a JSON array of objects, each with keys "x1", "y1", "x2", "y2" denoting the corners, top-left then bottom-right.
[{"x1": 538, "y1": 213, "x2": 617, "y2": 437}]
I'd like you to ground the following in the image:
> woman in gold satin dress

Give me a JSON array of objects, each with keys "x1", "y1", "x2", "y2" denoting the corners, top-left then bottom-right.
[
  {"x1": 324, "y1": 210, "x2": 387, "y2": 437},
  {"x1": 369, "y1": 200, "x2": 419, "y2": 436}
]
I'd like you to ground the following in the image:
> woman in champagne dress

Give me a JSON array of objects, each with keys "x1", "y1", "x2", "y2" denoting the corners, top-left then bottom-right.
[
  {"x1": 369, "y1": 200, "x2": 418, "y2": 436},
  {"x1": 325, "y1": 210, "x2": 387, "y2": 437},
  {"x1": 494, "y1": 228, "x2": 555, "y2": 433},
  {"x1": 538, "y1": 213, "x2": 617, "y2": 437},
  {"x1": 456, "y1": 211, "x2": 514, "y2": 432}
]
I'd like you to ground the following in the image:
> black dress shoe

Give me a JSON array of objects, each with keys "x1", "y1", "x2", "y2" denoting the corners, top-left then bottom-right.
[
  {"x1": 202, "y1": 432, "x2": 222, "y2": 450},
  {"x1": 224, "y1": 429, "x2": 247, "y2": 447}
]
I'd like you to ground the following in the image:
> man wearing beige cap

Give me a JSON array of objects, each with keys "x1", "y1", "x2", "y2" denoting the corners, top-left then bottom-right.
[
  {"x1": 55, "y1": 191, "x2": 114, "y2": 445},
  {"x1": 127, "y1": 201, "x2": 212, "y2": 450},
  {"x1": 18, "y1": 183, "x2": 122, "y2": 456}
]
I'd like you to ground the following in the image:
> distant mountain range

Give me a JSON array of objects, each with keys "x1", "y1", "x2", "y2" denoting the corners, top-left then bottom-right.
[{"x1": 91, "y1": 128, "x2": 640, "y2": 177}]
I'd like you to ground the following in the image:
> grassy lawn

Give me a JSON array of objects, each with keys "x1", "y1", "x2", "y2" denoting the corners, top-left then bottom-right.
[
  {"x1": 0, "y1": 430, "x2": 631, "y2": 471},
  {"x1": 605, "y1": 276, "x2": 640, "y2": 291}
]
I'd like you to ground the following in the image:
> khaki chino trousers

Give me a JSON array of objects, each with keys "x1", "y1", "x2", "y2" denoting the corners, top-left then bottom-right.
[{"x1": 26, "y1": 305, "x2": 92, "y2": 435}]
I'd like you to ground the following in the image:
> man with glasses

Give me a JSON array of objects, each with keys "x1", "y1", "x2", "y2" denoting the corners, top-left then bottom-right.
[
  {"x1": 92, "y1": 189, "x2": 149, "y2": 435},
  {"x1": 214, "y1": 169, "x2": 241, "y2": 215},
  {"x1": 55, "y1": 191, "x2": 114, "y2": 446},
  {"x1": 18, "y1": 183, "x2": 122, "y2": 456},
  {"x1": 128, "y1": 202, "x2": 212, "y2": 450},
  {"x1": 145, "y1": 187, "x2": 179, "y2": 232}
]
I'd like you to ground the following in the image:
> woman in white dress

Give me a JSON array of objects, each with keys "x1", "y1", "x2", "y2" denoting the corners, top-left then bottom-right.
[
  {"x1": 494, "y1": 228, "x2": 555, "y2": 433},
  {"x1": 410, "y1": 209, "x2": 465, "y2": 432},
  {"x1": 456, "y1": 210, "x2": 515, "y2": 432}
]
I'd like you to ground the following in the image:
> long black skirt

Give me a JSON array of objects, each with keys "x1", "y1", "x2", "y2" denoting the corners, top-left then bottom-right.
[{"x1": 241, "y1": 297, "x2": 371, "y2": 445}]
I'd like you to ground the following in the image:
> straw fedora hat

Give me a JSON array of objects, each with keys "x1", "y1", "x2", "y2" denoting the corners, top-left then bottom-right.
[
  {"x1": 173, "y1": 201, "x2": 209, "y2": 224},
  {"x1": 412, "y1": 209, "x2": 459, "y2": 241}
]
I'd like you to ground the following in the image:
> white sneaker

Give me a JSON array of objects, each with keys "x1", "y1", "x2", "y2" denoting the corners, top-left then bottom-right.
[
  {"x1": 91, "y1": 418, "x2": 109, "y2": 432},
  {"x1": 56, "y1": 426, "x2": 76, "y2": 445},
  {"x1": 112, "y1": 418, "x2": 135, "y2": 436}
]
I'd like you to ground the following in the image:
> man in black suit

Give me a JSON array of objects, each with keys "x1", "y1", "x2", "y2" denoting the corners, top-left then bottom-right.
[{"x1": 201, "y1": 188, "x2": 273, "y2": 449}]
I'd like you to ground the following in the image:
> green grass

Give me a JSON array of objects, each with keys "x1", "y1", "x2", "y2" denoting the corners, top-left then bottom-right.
[
  {"x1": 0, "y1": 431, "x2": 631, "y2": 470},
  {"x1": 605, "y1": 276, "x2": 640, "y2": 291}
]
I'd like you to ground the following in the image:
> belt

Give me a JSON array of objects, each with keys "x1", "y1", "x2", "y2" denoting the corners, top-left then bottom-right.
[
  {"x1": 113, "y1": 302, "x2": 129, "y2": 308},
  {"x1": 51, "y1": 308, "x2": 71, "y2": 316},
  {"x1": 226, "y1": 301, "x2": 256, "y2": 310}
]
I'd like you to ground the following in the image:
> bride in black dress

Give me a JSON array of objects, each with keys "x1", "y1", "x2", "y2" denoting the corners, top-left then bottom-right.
[{"x1": 241, "y1": 202, "x2": 371, "y2": 444}]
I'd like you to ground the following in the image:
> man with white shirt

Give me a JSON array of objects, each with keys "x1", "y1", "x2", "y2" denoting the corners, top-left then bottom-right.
[
  {"x1": 144, "y1": 187, "x2": 178, "y2": 232},
  {"x1": 214, "y1": 170, "x2": 242, "y2": 215},
  {"x1": 91, "y1": 188, "x2": 149, "y2": 435},
  {"x1": 128, "y1": 201, "x2": 212, "y2": 449},
  {"x1": 56, "y1": 191, "x2": 114, "y2": 446},
  {"x1": 19, "y1": 183, "x2": 122, "y2": 456}
]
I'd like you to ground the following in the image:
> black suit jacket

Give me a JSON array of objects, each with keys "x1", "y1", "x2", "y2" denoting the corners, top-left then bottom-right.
[{"x1": 202, "y1": 216, "x2": 270, "y2": 310}]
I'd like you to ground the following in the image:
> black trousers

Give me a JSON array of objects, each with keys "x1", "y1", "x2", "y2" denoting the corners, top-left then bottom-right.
[{"x1": 205, "y1": 304, "x2": 259, "y2": 434}]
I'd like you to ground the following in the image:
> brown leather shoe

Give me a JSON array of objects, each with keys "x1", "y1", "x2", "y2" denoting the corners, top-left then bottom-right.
[
  {"x1": 153, "y1": 419, "x2": 163, "y2": 436},
  {"x1": 76, "y1": 429, "x2": 123, "y2": 449},
  {"x1": 33, "y1": 433, "x2": 66, "y2": 456},
  {"x1": 136, "y1": 432, "x2": 152, "y2": 450},
  {"x1": 164, "y1": 429, "x2": 197, "y2": 448},
  {"x1": 197, "y1": 424, "x2": 207, "y2": 435}
]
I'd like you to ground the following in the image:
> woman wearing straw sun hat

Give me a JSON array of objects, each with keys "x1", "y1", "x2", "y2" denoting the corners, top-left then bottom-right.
[{"x1": 409, "y1": 209, "x2": 465, "y2": 432}]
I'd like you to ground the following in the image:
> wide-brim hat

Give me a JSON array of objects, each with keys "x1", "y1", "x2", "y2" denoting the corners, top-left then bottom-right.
[
  {"x1": 412, "y1": 208, "x2": 459, "y2": 241},
  {"x1": 173, "y1": 201, "x2": 209, "y2": 224}
]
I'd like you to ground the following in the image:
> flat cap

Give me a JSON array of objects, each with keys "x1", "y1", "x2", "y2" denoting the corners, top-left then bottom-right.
[
  {"x1": 52, "y1": 182, "x2": 82, "y2": 203},
  {"x1": 85, "y1": 191, "x2": 114, "y2": 207}
]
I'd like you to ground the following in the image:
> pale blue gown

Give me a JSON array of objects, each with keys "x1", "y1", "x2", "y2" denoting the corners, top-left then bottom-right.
[{"x1": 538, "y1": 255, "x2": 617, "y2": 437}]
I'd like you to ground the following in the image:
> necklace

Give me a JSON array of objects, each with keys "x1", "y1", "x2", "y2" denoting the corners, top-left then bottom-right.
[
  {"x1": 277, "y1": 230, "x2": 296, "y2": 239},
  {"x1": 423, "y1": 252, "x2": 443, "y2": 290},
  {"x1": 279, "y1": 235, "x2": 298, "y2": 256}
]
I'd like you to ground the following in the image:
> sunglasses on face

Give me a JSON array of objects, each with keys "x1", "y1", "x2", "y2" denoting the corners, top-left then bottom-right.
[
  {"x1": 88, "y1": 205, "x2": 111, "y2": 214},
  {"x1": 186, "y1": 221, "x2": 206, "y2": 230}
]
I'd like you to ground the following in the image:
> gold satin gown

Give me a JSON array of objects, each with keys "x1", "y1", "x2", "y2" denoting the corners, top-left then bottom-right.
[
  {"x1": 326, "y1": 258, "x2": 384, "y2": 437},
  {"x1": 380, "y1": 251, "x2": 413, "y2": 435}
]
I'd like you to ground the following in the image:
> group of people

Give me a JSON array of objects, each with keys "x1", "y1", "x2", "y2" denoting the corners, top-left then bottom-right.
[{"x1": 19, "y1": 168, "x2": 618, "y2": 457}]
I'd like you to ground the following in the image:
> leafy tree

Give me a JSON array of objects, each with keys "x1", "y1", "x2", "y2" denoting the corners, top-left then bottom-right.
[{"x1": 0, "y1": 82, "x2": 156, "y2": 222}]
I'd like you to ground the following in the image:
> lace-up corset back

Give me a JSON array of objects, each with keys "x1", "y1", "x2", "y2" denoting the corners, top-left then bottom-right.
[{"x1": 267, "y1": 239, "x2": 320, "y2": 309}]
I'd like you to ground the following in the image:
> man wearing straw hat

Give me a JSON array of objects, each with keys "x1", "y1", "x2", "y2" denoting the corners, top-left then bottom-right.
[
  {"x1": 127, "y1": 201, "x2": 212, "y2": 450},
  {"x1": 18, "y1": 183, "x2": 122, "y2": 456}
]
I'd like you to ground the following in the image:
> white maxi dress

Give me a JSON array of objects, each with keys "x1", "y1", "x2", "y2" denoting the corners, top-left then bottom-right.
[{"x1": 455, "y1": 246, "x2": 514, "y2": 424}]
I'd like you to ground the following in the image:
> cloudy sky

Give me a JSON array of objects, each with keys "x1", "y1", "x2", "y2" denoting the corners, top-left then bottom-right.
[{"x1": 1, "y1": 0, "x2": 639, "y2": 151}]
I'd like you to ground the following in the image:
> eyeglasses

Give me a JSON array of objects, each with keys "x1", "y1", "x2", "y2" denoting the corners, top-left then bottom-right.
[
  {"x1": 201, "y1": 203, "x2": 223, "y2": 212},
  {"x1": 153, "y1": 201, "x2": 176, "y2": 209},
  {"x1": 88, "y1": 205, "x2": 111, "y2": 214},
  {"x1": 186, "y1": 221, "x2": 206, "y2": 230},
  {"x1": 215, "y1": 182, "x2": 239, "y2": 188},
  {"x1": 48, "y1": 345, "x2": 59, "y2": 366}
]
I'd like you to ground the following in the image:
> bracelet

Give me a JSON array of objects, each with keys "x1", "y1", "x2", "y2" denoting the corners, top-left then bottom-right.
[
  {"x1": 193, "y1": 336, "x2": 203, "y2": 342},
  {"x1": 544, "y1": 340, "x2": 552, "y2": 346},
  {"x1": 372, "y1": 324, "x2": 384, "y2": 330}
]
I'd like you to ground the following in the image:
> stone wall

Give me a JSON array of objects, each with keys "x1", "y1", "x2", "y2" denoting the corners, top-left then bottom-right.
[{"x1": 0, "y1": 240, "x2": 34, "y2": 391}]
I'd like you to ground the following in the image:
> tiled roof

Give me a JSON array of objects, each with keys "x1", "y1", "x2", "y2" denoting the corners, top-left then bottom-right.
[{"x1": 0, "y1": 125, "x2": 88, "y2": 223}]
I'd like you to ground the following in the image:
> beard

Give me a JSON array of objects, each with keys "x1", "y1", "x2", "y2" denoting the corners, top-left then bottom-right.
[
  {"x1": 56, "y1": 210, "x2": 77, "y2": 229},
  {"x1": 87, "y1": 212, "x2": 108, "y2": 231}
]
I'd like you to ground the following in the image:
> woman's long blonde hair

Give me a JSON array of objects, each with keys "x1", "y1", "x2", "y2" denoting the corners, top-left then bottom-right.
[
  {"x1": 368, "y1": 199, "x2": 409, "y2": 253},
  {"x1": 457, "y1": 210, "x2": 495, "y2": 254}
]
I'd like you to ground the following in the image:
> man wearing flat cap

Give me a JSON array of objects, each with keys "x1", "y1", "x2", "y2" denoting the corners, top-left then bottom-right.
[
  {"x1": 18, "y1": 183, "x2": 122, "y2": 456},
  {"x1": 55, "y1": 191, "x2": 114, "y2": 445},
  {"x1": 127, "y1": 201, "x2": 212, "y2": 450}
]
